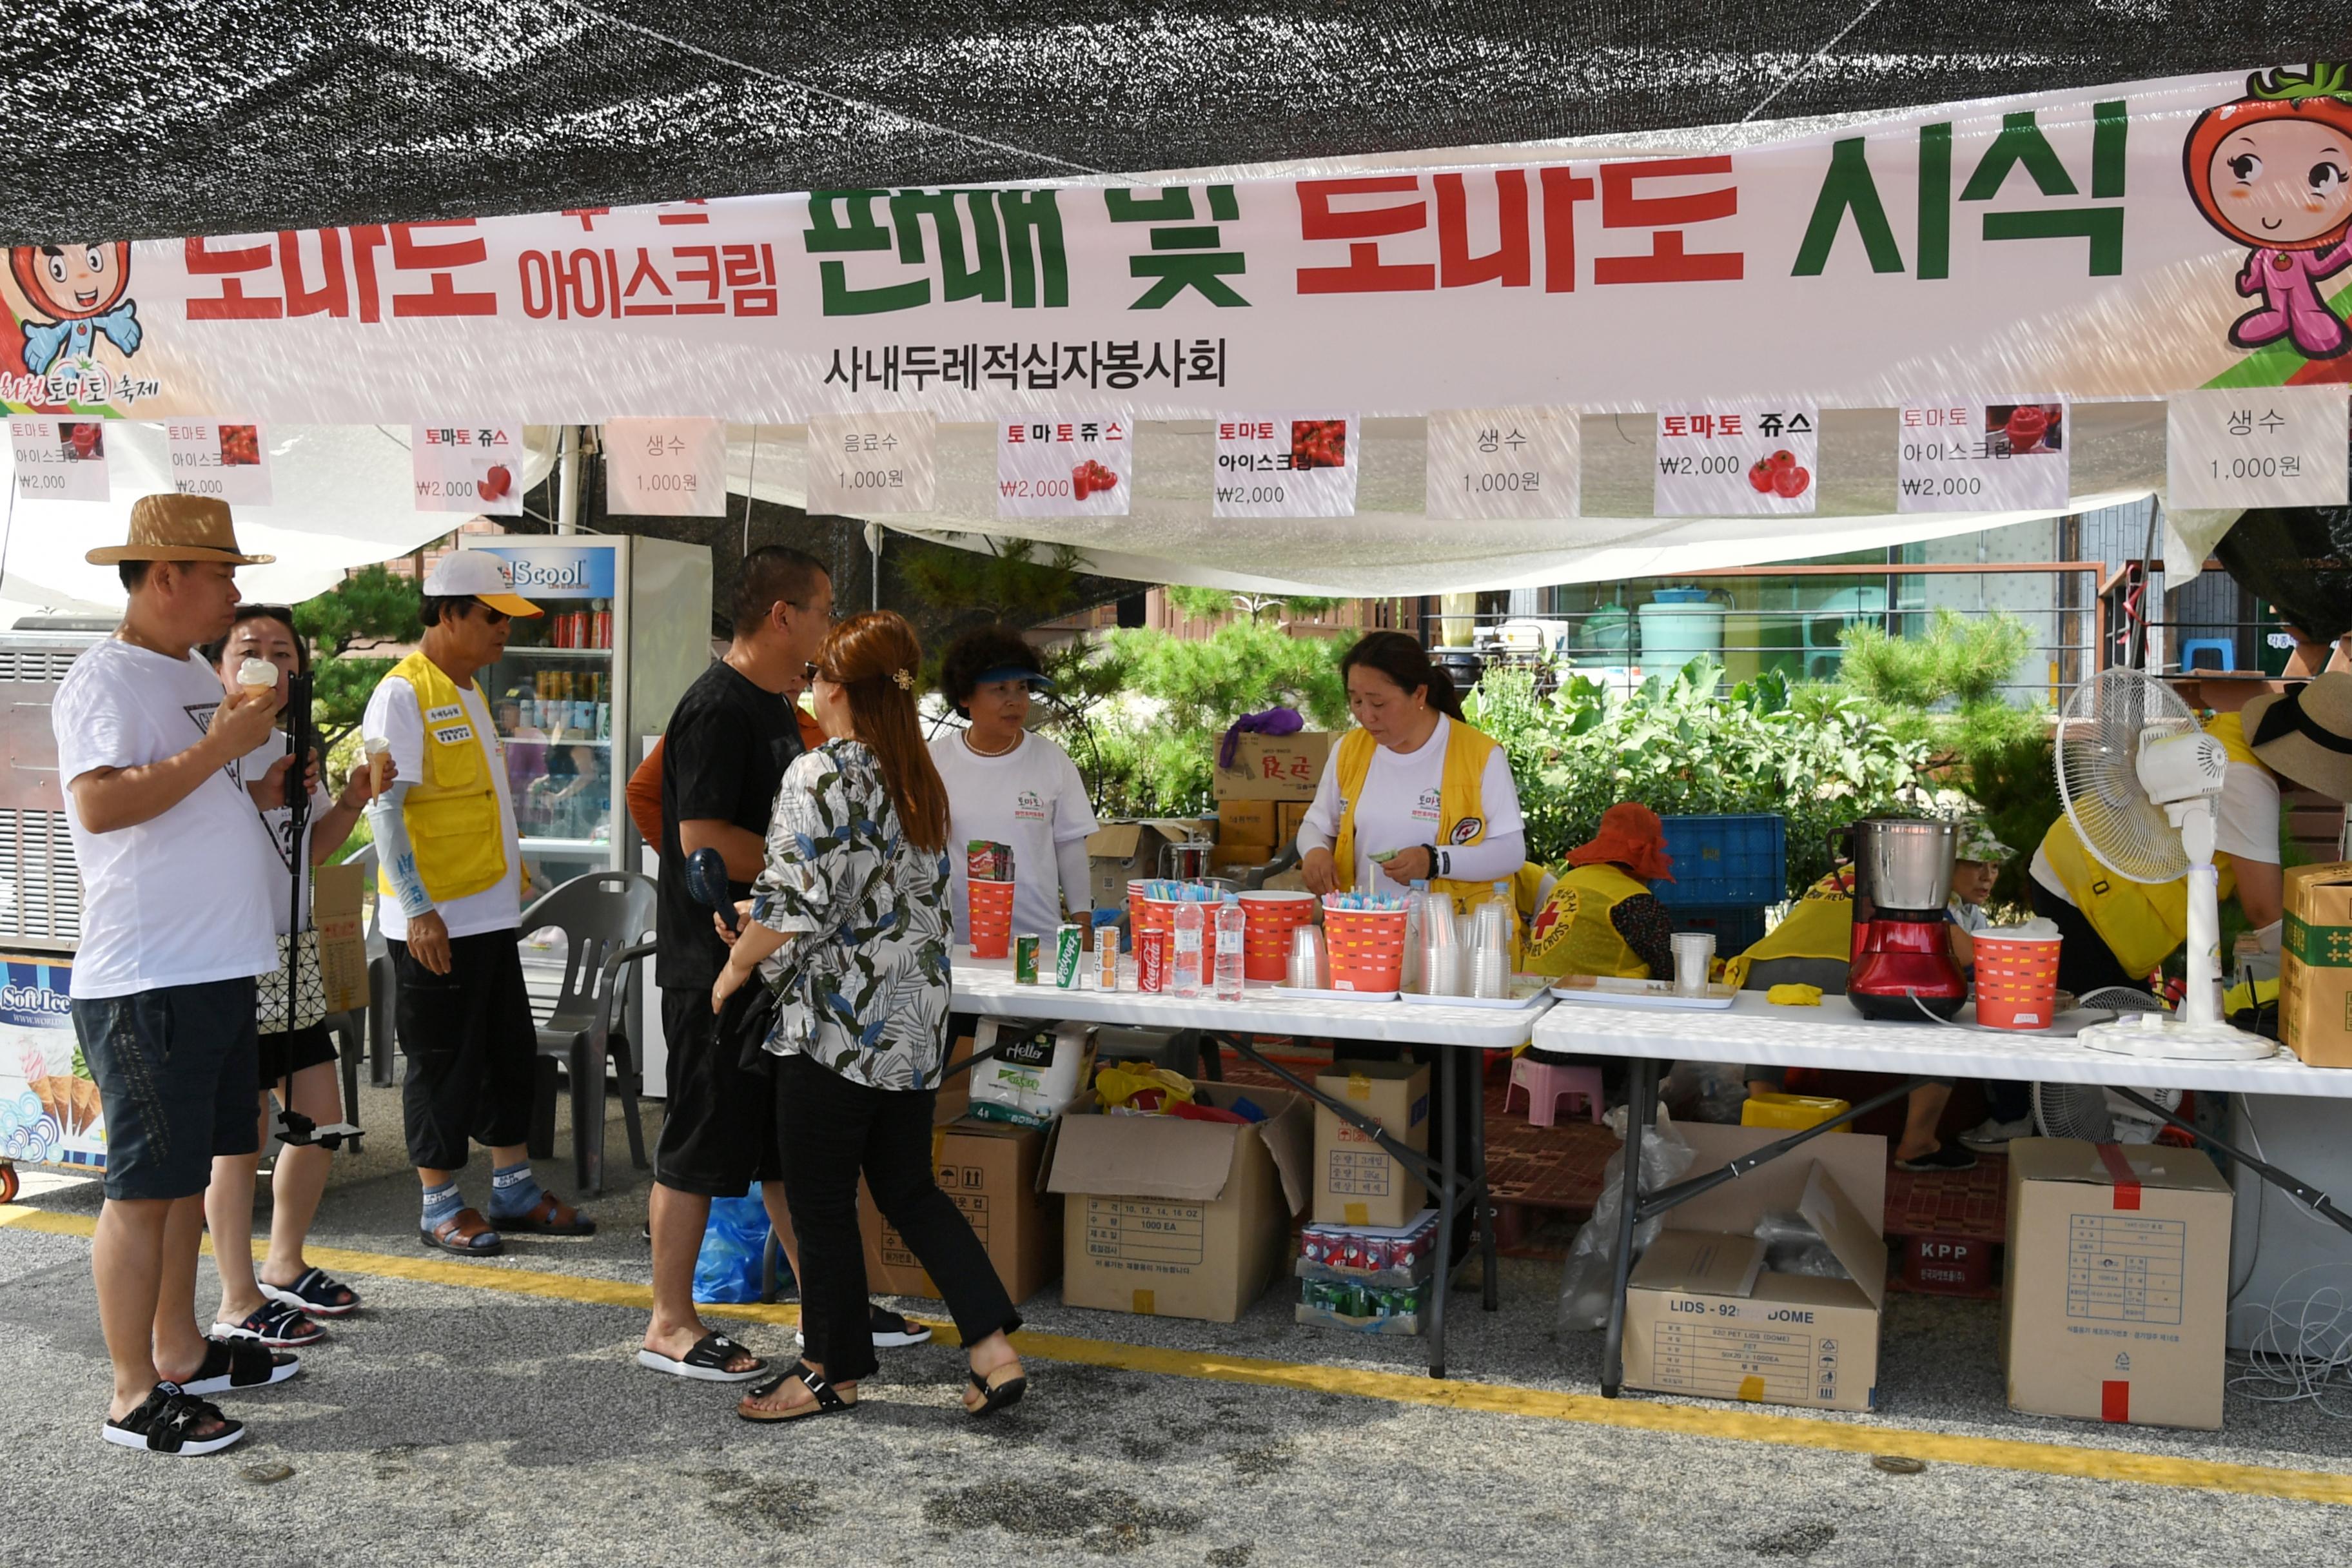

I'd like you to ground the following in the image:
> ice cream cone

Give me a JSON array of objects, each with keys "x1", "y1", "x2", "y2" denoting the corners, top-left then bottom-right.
[
  {"x1": 364, "y1": 736, "x2": 391, "y2": 794},
  {"x1": 237, "y1": 656, "x2": 279, "y2": 701}
]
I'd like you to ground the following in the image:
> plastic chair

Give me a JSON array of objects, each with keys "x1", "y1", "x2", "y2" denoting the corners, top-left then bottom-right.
[
  {"x1": 2179, "y1": 637, "x2": 2235, "y2": 673},
  {"x1": 517, "y1": 870, "x2": 656, "y2": 1196},
  {"x1": 1505, "y1": 1057, "x2": 1603, "y2": 1126}
]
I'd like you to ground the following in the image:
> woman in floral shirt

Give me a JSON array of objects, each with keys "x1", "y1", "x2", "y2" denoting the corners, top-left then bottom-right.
[{"x1": 714, "y1": 611, "x2": 1026, "y2": 1424}]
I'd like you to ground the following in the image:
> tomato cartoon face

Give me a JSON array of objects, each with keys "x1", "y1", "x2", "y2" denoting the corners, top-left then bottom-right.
[
  {"x1": 10, "y1": 241, "x2": 131, "y2": 320},
  {"x1": 2204, "y1": 118, "x2": 2352, "y2": 248}
]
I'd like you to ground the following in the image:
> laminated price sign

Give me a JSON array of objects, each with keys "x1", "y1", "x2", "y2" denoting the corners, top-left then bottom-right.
[
  {"x1": 998, "y1": 414, "x2": 1131, "y2": 517},
  {"x1": 2169, "y1": 388, "x2": 2350, "y2": 509},
  {"x1": 1653, "y1": 404, "x2": 1817, "y2": 516},
  {"x1": 605, "y1": 416, "x2": 727, "y2": 517},
  {"x1": 807, "y1": 412, "x2": 937, "y2": 514},
  {"x1": 412, "y1": 422, "x2": 525, "y2": 516},
  {"x1": 1427, "y1": 408, "x2": 1579, "y2": 519},
  {"x1": 1897, "y1": 399, "x2": 2069, "y2": 513},
  {"x1": 9, "y1": 417, "x2": 110, "y2": 502},
  {"x1": 165, "y1": 420, "x2": 272, "y2": 507},
  {"x1": 1213, "y1": 413, "x2": 1357, "y2": 518}
]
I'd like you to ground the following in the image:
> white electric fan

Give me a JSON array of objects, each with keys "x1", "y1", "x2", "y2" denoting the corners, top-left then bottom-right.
[{"x1": 2053, "y1": 668, "x2": 2277, "y2": 1061}]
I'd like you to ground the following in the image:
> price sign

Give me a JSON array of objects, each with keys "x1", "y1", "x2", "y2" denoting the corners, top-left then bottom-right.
[
  {"x1": 1653, "y1": 404, "x2": 1818, "y2": 516},
  {"x1": 1427, "y1": 408, "x2": 1579, "y2": 519},
  {"x1": 1897, "y1": 399, "x2": 2068, "y2": 513},
  {"x1": 165, "y1": 420, "x2": 273, "y2": 507},
  {"x1": 605, "y1": 417, "x2": 727, "y2": 517},
  {"x1": 412, "y1": 422, "x2": 525, "y2": 516},
  {"x1": 998, "y1": 414, "x2": 1131, "y2": 517},
  {"x1": 1213, "y1": 413, "x2": 1357, "y2": 518},
  {"x1": 2168, "y1": 387, "x2": 2350, "y2": 509},
  {"x1": 9, "y1": 417, "x2": 111, "y2": 503},
  {"x1": 806, "y1": 412, "x2": 936, "y2": 514}
]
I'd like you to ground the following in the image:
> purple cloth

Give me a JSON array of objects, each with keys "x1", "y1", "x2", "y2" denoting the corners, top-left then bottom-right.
[{"x1": 1219, "y1": 707, "x2": 1305, "y2": 770}]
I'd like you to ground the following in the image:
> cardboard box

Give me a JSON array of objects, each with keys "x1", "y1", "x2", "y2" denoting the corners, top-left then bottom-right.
[
  {"x1": 2280, "y1": 861, "x2": 2352, "y2": 1067},
  {"x1": 859, "y1": 1116, "x2": 1064, "y2": 1306},
  {"x1": 1211, "y1": 843, "x2": 1271, "y2": 874},
  {"x1": 2001, "y1": 1138, "x2": 2232, "y2": 1429},
  {"x1": 1311, "y1": 1061, "x2": 1430, "y2": 1228},
  {"x1": 312, "y1": 861, "x2": 369, "y2": 1014},
  {"x1": 1217, "y1": 799, "x2": 1278, "y2": 846},
  {"x1": 1084, "y1": 818, "x2": 1217, "y2": 912},
  {"x1": 1275, "y1": 801, "x2": 1311, "y2": 847},
  {"x1": 1622, "y1": 1123, "x2": 1889, "y2": 1413},
  {"x1": 1212, "y1": 731, "x2": 1331, "y2": 801},
  {"x1": 1048, "y1": 1082, "x2": 1311, "y2": 1322}
]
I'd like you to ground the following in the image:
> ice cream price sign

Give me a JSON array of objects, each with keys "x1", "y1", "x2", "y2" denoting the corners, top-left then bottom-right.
[
  {"x1": 2168, "y1": 387, "x2": 2350, "y2": 509},
  {"x1": 604, "y1": 416, "x2": 727, "y2": 518},
  {"x1": 1897, "y1": 400, "x2": 2068, "y2": 513},
  {"x1": 9, "y1": 417, "x2": 110, "y2": 502},
  {"x1": 806, "y1": 412, "x2": 937, "y2": 514},
  {"x1": 1213, "y1": 414, "x2": 1357, "y2": 518},
  {"x1": 1426, "y1": 408, "x2": 1579, "y2": 520},
  {"x1": 1652, "y1": 404, "x2": 1817, "y2": 516},
  {"x1": 998, "y1": 414, "x2": 1131, "y2": 518},
  {"x1": 165, "y1": 420, "x2": 273, "y2": 507},
  {"x1": 411, "y1": 422, "x2": 525, "y2": 516}
]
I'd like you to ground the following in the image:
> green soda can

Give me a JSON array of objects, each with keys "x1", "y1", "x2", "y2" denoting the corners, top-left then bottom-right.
[
  {"x1": 1014, "y1": 934, "x2": 1040, "y2": 984},
  {"x1": 1055, "y1": 923, "x2": 1083, "y2": 988}
]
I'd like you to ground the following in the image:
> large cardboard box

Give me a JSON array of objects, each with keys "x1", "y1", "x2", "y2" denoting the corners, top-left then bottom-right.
[
  {"x1": 1213, "y1": 732, "x2": 1331, "y2": 801},
  {"x1": 2280, "y1": 861, "x2": 2352, "y2": 1067},
  {"x1": 1622, "y1": 1123, "x2": 1889, "y2": 1413},
  {"x1": 1048, "y1": 1082, "x2": 1311, "y2": 1322},
  {"x1": 1084, "y1": 819, "x2": 1217, "y2": 912},
  {"x1": 859, "y1": 1116, "x2": 1064, "y2": 1306},
  {"x1": 1217, "y1": 799, "x2": 1278, "y2": 847},
  {"x1": 312, "y1": 861, "x2": 370, "y2": 1014},
  {"x1": 2001, "y1": 1138, "x2": 2233, "y2": 1430},
  {"x1": 1275, "y1": 801, "x2": 1311, "y2": 847},
  {"x1": 1311, "y1": 1060, "x2": 1431, "y2": 1228}
]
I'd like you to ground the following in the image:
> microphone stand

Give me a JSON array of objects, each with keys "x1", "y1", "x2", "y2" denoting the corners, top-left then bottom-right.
[{"x1": 270, "y1": 672, "x2": 358, "y2": 1152}]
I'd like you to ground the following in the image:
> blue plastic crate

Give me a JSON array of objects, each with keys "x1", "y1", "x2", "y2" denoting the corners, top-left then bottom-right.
[
  {"x1": 1654, "y1": 814, "x2": 1786, "y2": 908},
  {"x1": 1665, "y1": 903, "x2": 1769, "y2": 956}
]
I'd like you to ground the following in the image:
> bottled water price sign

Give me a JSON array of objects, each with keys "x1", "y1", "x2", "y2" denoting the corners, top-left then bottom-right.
[
  {"x1": 2168, "y1": 387, "x2": 2350, "y2": 509},
  {"x1": 1426, "y1": 408, "x2": 1580, "y2": 520},
  {"x1": 806, "y1": 411, "x2": 937, "y2": 514},
  {"x1": 604, "y1": 416, "x2": 727, "y2": 518}
]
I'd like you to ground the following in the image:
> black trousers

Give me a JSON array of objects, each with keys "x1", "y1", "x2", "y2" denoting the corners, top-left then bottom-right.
[
  {"x1": 776, "y1": 1051, "x2": 1019, "y2": 1385},
  {"x1": 390, "y1": 931, "x2": 537, "y2": 1171}
]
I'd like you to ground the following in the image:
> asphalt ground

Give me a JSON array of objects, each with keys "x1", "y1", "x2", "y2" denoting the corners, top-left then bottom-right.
[{"x1": 4, "y1": 1083, "x2": 2351, "y2": 1567}]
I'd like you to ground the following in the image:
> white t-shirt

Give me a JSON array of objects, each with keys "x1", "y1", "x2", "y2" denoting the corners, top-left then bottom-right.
[
  {"x1": 242, "y1": 732, "x2": 337, "y2": 935},
  {"x1": 54, "y1": 638, "x2": 280, "y2": 999},
  {"x1": 1297, "y1": 714, "x2": 1525, "y2": 890},
  {"x1": 2032, "y1": 758, "x2": 2280, "y2": 906},
  {"x1": 931, "y1": 729, "x2": 1099, "y2": 939},
  {"x1": 363, "y1": 672, "x2": 523, "y2": 941}
]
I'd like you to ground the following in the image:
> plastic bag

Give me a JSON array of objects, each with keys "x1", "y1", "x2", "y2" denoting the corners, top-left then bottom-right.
[
  {"x1": 1661, "y1": 1060, "x2": 1748, "y2": 1125},
  {"x1": 1556, "y1": 1106, "x2": 1695, "y2": 1332},
  {"x1": 692, "y1": 1195, "x2": 772, "y2": 1305},
  {"x1": 1095, "y1": 1061, "x2": 1196, "y2": 1112},
  {"x1": 1752, "y1": 1208, "x2": 1851, "y2": 1280}
]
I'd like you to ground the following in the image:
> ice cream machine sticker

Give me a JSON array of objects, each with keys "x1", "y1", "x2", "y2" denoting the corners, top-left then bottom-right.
[
  {"x1": 0, "y1": 959, "x2": 103, "y2": 1173},
  {"x1": 473, "y1": 545, "x2": 616, "y2": 599}
]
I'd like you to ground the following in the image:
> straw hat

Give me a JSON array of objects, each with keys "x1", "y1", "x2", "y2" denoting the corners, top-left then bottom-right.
[
  {"x1": 2244, "y1": 674, "x2": 2352, "y2": 803},
  {"x1": 85, "y1": 494, "x2": 273, "y2": 565}
]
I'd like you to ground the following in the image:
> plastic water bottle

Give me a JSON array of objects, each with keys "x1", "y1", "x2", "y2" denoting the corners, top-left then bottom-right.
[
  {"x1": 1213, "y1": 896, "x2": 1247, "y2": 1001},
  {"x1": 1172, "y1": 899, "x2": 1206, "y2": 999}
]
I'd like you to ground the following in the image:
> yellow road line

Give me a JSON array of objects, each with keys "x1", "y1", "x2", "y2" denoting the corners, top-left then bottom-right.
[{"x1": 7, "y1": 1202, "x2": 2347, "y2": 1506}]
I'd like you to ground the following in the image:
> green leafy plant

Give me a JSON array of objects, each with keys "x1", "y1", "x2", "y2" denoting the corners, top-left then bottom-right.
[
  {"x1": 1166, "y1": 584, "x2": 1346, "y2": 625},
  {"x1": 293, "y1": 565, "x2": 422, "y2": 731}
]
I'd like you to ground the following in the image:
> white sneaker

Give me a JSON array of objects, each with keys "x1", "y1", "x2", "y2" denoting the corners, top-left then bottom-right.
[{"x1": 1959, "y1": 1116, "x2": 2033, "y2": 1150}]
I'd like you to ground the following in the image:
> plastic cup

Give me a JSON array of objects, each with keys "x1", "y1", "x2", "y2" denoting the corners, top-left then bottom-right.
[
  {"x1": 1671, "y1": 932, "x2": 1715, "y2": 996},
  {"x1": 966, "y1": 878, "x2": 1016, "y2": 961},
  {"x1": 1288, "y1": 925, "x2": 1329, "y2": 990}
]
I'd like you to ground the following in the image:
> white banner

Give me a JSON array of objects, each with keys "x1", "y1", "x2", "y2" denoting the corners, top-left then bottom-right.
[
  {"x1": 2168, "y1": 387, "x2": 2350, "y2": 509},
  {"x1": 1213, "y1": 414, "x2": 1357, "y2": 518},
  {"x1": 997, "y1": 413, "x2": 1131, "y2": 516},
  {"x1": 604, "y1": 416, "x2": 727, "y2": 516},
  {"x1": 1653, "y1": 404, "x2": 1817, "y2": 516},
  {"x1": 1897, "y1": 399, "x2": 2069, "y2": 512},
  {"x1": 806, "y1": 411, "x2": 936, "y2": 514},
  {"x1": 1426, "y1": 408, "x2": 1580, "y2": 520},
  {"x1": 164, "y1": 418, "x2": 272, "y2": 506},
  {"x1": 9, "y1": 417, "x2": 109, "y2": 502},
  {"x1": 411, "y1": 422, "x2": 525, "y2": 514}
]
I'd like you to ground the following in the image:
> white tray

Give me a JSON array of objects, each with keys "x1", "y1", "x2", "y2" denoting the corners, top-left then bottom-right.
[
  {"x1": 1262, "y1": 983, "x2": 1403, "y2": 1004},
  {"x1": 1409, "y1": 981, "x2": 1551, "y2": 1010},
  {"x1": 1548, "y1": 976, "x2": 1739, "y2": 1011}
]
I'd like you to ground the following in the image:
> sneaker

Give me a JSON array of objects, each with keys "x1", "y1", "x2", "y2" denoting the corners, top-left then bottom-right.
[
  {"x1": 1896, "y1": 1142, "x2": 1979, "y2": 1173},
  {"x1": 1959, "y1": 1116, "x2": 2033, "y2": 1151}
]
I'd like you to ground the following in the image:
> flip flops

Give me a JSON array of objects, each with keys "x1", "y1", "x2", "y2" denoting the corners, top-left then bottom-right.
[
  {"x1": 964, "y1": 1363, "x2": 1028, "y2": 1418},
  {"x1": 637, "y1": 1331, "x2": 767, "y2": 1384},
  {"x1": 737, "y1": 1361, "x2": 856, "y2": 1423},
  {"x1": 176, "y1": 1337, "x2": 301, "y2": 1396},
  {"x1": 101, "y1": 1384, "x2": 245, "y2": 1456}
]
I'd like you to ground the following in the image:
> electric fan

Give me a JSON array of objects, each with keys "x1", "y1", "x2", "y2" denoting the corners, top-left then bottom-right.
[{"x1": 2053, "y1": 669, "x2": 2276, "y2": 1061}]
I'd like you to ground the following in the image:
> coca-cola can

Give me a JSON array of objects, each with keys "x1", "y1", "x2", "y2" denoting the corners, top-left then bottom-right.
[{"x1": 1138, "y1": 929, "x2": 1166, "y2": 994}]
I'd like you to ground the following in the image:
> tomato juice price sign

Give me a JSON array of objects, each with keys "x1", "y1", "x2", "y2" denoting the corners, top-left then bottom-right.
[
  {"x1": 8, "y1": 417, "x2": 111, "y2": 502},
  {"x1": 998, "y1": 414, "x2": 1130, "y2": 517},
  {"x1": 165, "y1": 420, "x2": 273, "y2": 507},
  {"x1": 411, "y1": 422, "x2": 525, "y2": 515},
  {"x1": 604, "y1": 416, "x2": 727, "y2": 517},
  {"x1": 1426, "y1": 408, "x2": 1579, "y2": 519},
  {"x1": 1213, "y1": 413, "x2": 1357, "y2": 518},
  {"x1": 2168, "y1": 387, "x2": 2349, "y2": 510},
  {"x1": 1897, "y1": 399, "x2": 2068, "y2": 513},
  {"x1": 1652, "y1": 404, "x2": 1817, "y2": 516},
  {"x1": 806, "y1": 411, "x2": 937, "y2": 514}
]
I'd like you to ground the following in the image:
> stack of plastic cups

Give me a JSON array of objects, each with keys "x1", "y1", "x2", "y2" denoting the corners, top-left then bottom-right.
[
  {"x1": 1468, "y1": 894, "x2": 1512, "y2": 999},
  {"x1": 1417, "y1": 899, "x2": 1462, "y2": 997}
]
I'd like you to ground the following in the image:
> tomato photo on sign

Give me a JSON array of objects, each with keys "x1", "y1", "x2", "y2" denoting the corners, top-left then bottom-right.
[
  {"x1": 61, "y1": 422, "x2": 104, "y2": 462},
  {"x1": 1291, "y1": 419, "x2": 1346, "y2": 471},
  {"x1": 478, "y1": 464, "x2": 513, "y2": 502},
  {"x1": 217, "y1": 424, "x2": 260, "y2": 466}
]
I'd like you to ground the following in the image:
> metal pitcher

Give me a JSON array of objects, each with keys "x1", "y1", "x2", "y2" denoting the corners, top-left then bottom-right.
[
  {"x1": 1160, "y1": 839, "x2": 1217, "y2": 881},
  {"x1": 1828, "y1": 817, "x2": 1957, "y2": 915}
]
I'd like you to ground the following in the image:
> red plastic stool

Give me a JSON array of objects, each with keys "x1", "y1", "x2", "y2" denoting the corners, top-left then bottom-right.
[{"x1": 1505, "y1": 1058, "x2": 1604, "y2": 1127}]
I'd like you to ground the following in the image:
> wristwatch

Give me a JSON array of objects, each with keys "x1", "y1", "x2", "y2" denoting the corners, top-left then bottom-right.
[{"x1": 1426, "y1": 843, "x2": 1445, "y2": 878}]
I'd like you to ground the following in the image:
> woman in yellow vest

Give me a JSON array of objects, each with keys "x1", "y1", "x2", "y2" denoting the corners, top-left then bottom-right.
[{"x1": 1522, "y1": 803, "x2": 1679, "y2": 981}]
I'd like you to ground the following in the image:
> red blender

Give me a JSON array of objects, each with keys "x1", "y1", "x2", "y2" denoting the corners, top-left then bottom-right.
[{"x1": 1835, "y1": 817, "x2": 1967, "y2": 1021}]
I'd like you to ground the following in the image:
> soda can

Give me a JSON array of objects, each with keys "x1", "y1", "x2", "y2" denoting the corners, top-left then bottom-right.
[
  {"x1": 1137, "y1": 929, "x2": 1166, "y2": 994},
  {"x1": 1096, "y1": 930, "x2": 1119, "y2": 990},
  {"x1": 1055, "y1": 924, "x2": 1082, "y2": 988},
  {"x1": 1014, "y1": 935, "x2": 1040, "y2": 985},
  {"x1": 592, "y1": 602, "x2": 613, "y2": 649}
]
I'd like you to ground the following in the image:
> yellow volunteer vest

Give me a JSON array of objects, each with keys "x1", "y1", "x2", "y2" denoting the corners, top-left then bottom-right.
[
  {"x1": 376, "y1": 651, "x2": 507, "y2": 905},
  {"x1": 1522, "y1": 863, "x2": 1655, "y2": 979},
  {"x1": 1721, "y1": 867, "x2": 1855, "y2": 992},
  {"x1": 1330, "y1": 721, "x2": 1522, "y2": 959},
  {"x1": 2037, "y1": 712, "x2": 2261, "y2": 977}
]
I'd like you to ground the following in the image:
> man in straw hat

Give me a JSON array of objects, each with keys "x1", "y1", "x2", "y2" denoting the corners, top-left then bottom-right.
[
  {"x1": 2242, "y1": 672, "x2": 2352, "y2": 808},
  {"x1": 58, "y1": 495, "x2": 306, "y2": 1455}
]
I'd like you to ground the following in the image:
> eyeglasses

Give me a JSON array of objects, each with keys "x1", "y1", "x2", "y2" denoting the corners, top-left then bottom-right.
[{"x1": 803, "y1": 661, "x2": 821, "y2": 683}]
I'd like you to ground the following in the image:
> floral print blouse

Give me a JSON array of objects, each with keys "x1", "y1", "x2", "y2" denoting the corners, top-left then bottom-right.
[{"x1": 750, "y1": 739, "x2": 954, "y2": 1091}]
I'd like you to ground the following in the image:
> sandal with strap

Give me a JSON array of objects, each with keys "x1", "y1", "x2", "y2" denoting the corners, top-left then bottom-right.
[
  {"x1": 637, "y1": 1331, "x2": 767, "y2": 1384},
  {"x1": 213, "y1": 1299, "x2": 325, "y2": 1349},
  {"x1": 493, "y1": 1191, "x2": 596, "y2": 1237},
  {"x1": 965, "y1": 1362, "x2": 1028, "y2": 1417},
  {"x1": 259, "y1": 1266, "x2": 360, "y2": 1318},
  {"x1": 177, "y1": 1337, "x2": 301, "y2": 1396},
  {"x1": 419, "y1": 1207, "x2": 504, "y2": 1257},
  {"x1": 101, "y1": 1384, "x2": 246, "y2": 1456},
  {"x1": 737, "y1": 1360, "x2": 857, "y2": 1423}
]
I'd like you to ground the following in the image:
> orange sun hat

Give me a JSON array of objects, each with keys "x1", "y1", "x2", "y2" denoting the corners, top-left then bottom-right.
[{"x1": 1565, "y1": 802, "x2": 1675, "y2": 883}]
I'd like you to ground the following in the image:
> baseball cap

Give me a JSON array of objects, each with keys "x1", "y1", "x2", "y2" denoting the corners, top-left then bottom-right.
[{"x1": 422, "y1": 552, "x2": 542, "y2": 618}]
